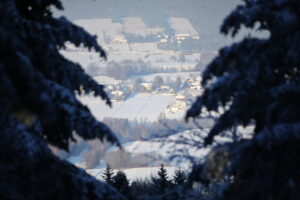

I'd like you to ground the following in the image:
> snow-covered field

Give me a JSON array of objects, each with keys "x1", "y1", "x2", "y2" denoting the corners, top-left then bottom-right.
[
  {"x1": 169, "y1": 17, "x2": 198, "y2": 36},
  {"x1": 74, "y1": 17, "x2": 198, "y2": 40},
  {"x1": 60, "y1": 49, "x2": 106, "y2": 69},
  {"x1": 123, "y1": 17, "x2": 163, "y2": 36},
  {"x1": 87, "y1": 167, "x2": 177, "y2": 183},
  {"x1": 79, "y1": 93, "x2": 175, "y2": 122},
  {"x1": 75, "y1": 18, "x2": 123, "y2": 42},
  {"x1": 92, "y1": 76, "x2": 121, "y2": 85}
]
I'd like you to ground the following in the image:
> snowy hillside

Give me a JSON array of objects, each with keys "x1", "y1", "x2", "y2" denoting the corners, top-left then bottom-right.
[
  {"x1": 169, "y1": 17, "x2": 198, "y2": 36},
  {"x1": 123, "y1": 17, "x2": 164, "y2": 36},
  {"x1": 66, "y1": 126, "x2": 254, "y2": 181},
  {"x1": 108, "y1": 130, "x2": 211, "y2": 159},
  {"x1": 75, "y1": 18, "x2": 123, "y2": 42},
  {"x1": 60, "y1": 17, "x2": 201, "y2": 71},
  {"x1": 74, "y1": 17, "x2": 198, "y2": 39},
  {"x1": 109, "y1": 129, "x2": 232, "y2": 162}
]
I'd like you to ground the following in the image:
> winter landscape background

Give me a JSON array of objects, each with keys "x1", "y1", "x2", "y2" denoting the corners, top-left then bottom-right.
[
  {"x1": 50, "y1": 0, "x2": 242, "y2": 180},
  {"x1": 2, "y1": 0, "x2": 299, "y2": 199}
]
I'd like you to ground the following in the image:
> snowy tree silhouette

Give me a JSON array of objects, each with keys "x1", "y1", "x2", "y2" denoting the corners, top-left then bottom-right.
[
  {"x1": 187, "y1": 0, "x2": 300, "y2": 199},
  {"x1": 102, "y1": 164, "x2": 115, "y2": 185},
  {"x1": 173, "y1": 168, "x2": 186, "y2": 185},
  {"x1": 112, "y1": 171, "x2": 130, "y2": 197},
  {"x1": 0, "y1": 0, "x2": 123, "y2": 199},
  {"x1": 151, "y1": 164, "x2": 171, "y2": 194}
]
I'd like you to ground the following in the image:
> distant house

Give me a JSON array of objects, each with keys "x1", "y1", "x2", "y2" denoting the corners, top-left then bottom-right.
[
  {"x1": 112, "y1": 36, "x2": 127, "y2": 44},
  {"x1": 191, "y1": 81, "x2": 201, "y2": 90},
  {"x1": 175, "y1": 33, "x2": 191, "y2": 41},
  {"x1": 106, "y1": 85, "x2": 114, "y2": 91},
  {"x1": 158, "y1": 85, "x2": 173, "y2": 93},
  {"x1": 169, "y1": 100, "x2": 186, "y2": 112},
  {"x1": 160, "y1": 39, "x2": 168, "y2": 43},
  {"x1": 111, "y1": 90, "x2": 123, "y2": 96},
  {"x1": 186, "y1": 78, "x2": 193, "y2": 83},
  {"x1": 140, "y1": 83, "x2": 153, "y2": 92},
  {"x1": 175, "y1": 100, "x2": 186, "y2": 108},
  {"x1": 190, "y1": 85, "x2": 201, "y2": 90},
  {"x1": 175, "y1": 94, "x2": 185, "y2": 100}
]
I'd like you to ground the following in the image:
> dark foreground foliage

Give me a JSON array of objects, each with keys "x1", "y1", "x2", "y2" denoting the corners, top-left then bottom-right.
[
  {"x1": 187, "y1": 0, "x2": 300, "y2": 199},
  {"x1": 0, "y1": 0, "x2": 123, "y2": 199}
]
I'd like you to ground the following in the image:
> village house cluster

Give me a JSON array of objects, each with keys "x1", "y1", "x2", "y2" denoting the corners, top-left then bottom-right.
[{"x1": 103, "y1": 74, "x2": 203, "y2": 115}]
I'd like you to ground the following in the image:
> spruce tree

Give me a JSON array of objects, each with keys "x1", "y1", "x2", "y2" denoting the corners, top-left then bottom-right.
[
  {"x1": 173, "y1": 168, "x2": 186, "y2": 185},
  {"x1": 186, "y1": 0, "x2": 300, "y2": 199},
  {"x1": 0, "y1": 0, "x2": 123, "y2": 199},
  {"x1": 112, "y1": 171, "x2": 130, "y2": 197},
  {"x1": 102, "y1": 164, "x2": 114, "y2": 185},
  {"x1": 151, "y1": 164, "x2": 171, "y2": 193}
]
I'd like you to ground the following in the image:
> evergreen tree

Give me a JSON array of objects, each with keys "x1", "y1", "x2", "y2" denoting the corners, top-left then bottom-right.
[
  {"x1": 174, "y1": 77, "x2": 182, "y2": 92},
  {"x1": 151, "y1": 164, "x2": 171, "y2": 193},
  {"x1": 102, "y1": 164, "x2": 114, "y2": 185},
  {"x1": 152, "y1": 75, "x2": 164, "y2": 90},
  {"x1": 173, "y1": 168, "x2": 186, "y2": 185},
  {"x1": 112, "y1": 171, "x2": 130, "y2": 197},
  {"x1": 0, "y1": 0, "x2": 123, "y2": 199},
  {"x1": 133, "y1": 77, "x2": 145, "y2": 93},
  {"x1": 186, "y1": 0, "x2": 300, "y2": 199}
]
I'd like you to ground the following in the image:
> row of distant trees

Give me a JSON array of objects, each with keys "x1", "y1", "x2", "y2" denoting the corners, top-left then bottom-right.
[
  {"x1": 85, "y1": 56, "x2": 199, "y2": 79},
  {"x1": 124, "y1": 33, "x2": 158, "y2": 43},
  {"x1": 157, "y1": 38, "x2": 225, "y2": 52},
  {"x1": 105, "y1": 60, "x2": 177, "y2": 80},
  {"x1": 102, "y1": 164, "x2": 224, "y2": 200},
  {"x1": 102, "y1": 164, "x2": 187, "y2": 199}
]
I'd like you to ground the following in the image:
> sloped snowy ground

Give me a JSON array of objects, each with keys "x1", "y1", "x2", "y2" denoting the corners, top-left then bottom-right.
[
  {"x1": 104, "y1": 126, "x2": 253, "y2": 166},
  {"x1": 68, "y1": 127, "x2": 254, "y2": 180},
  {"x1": 75, "y1": 18, "x2": 123, "y2": 41},
  {"x1": 107, "y1": 129, "x2": 214, "y2": 166},
  {"x1": 169, "y1": 17, "x2": 199, "y2": 36}
]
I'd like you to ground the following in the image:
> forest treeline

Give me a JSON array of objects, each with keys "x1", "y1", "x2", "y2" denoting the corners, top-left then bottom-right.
[
  {"x1": 86, "y1": 58, "x2": 199, "y2": 80},
  {"x1": 101, "y1": 164, "x2": 225, "y2": 200}
]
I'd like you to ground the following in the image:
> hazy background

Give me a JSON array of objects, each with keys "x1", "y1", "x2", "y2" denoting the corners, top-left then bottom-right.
[
  {"x1": 53, "y1": 0, "x2": 259, "y2": 172},
  {"x1": 57, "y1": 0, "x2": 241, "y2": 48}
]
